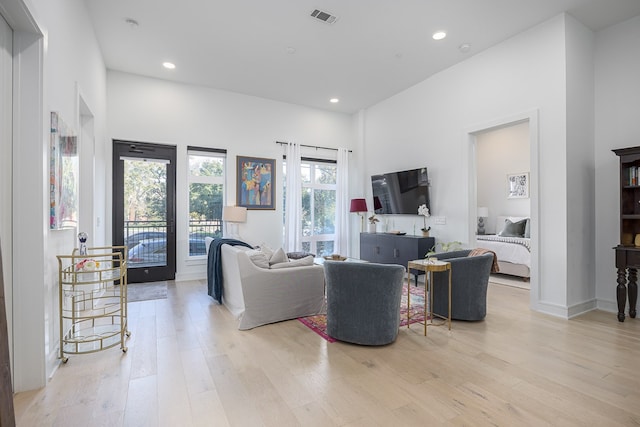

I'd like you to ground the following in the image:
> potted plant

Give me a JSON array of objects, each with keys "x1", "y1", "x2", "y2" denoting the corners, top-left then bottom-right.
[
  {"x1": 418, "y1": 204, "x2": 431, "y2": 236},
  {"x1": 368, "y1": 214, "x2": 379, "y2": 233},
  {"x1": 425, "y1": 241, "x2": 463, "y2": 262}
]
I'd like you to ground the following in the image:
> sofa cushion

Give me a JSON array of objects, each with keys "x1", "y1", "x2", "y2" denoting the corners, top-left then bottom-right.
[
  {"x1": 270, "y1": 255, "x2": 314, "y2": 269},
  {"x1": 269, "y1": 247, "x2": 289, "y2": 265},
  {"x1": 245, "y1": 249, "x2": 270, "y2": 268}
]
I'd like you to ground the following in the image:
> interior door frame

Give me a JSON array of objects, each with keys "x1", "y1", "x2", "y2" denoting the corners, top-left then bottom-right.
[{"x1": 112, "y1": 140, "x2": 177, "y2": 282}]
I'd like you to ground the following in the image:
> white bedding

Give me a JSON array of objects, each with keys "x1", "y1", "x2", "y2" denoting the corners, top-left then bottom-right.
[{"x1": 476, "y1": 234, "x2": 531, "y2": 267}]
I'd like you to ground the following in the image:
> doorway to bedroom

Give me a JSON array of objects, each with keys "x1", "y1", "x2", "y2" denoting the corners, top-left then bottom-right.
[{"x1": 474, "y1": 120, "x2": 532, "y2": 290}]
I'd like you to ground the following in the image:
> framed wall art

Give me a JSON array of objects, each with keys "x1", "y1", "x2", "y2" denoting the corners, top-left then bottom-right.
[
  {"x1": 507, "y1": 172, "x2": 529, "y2": 199},
  {"x1": 50, "y1": 112, "x2": 79, "y2": 229},
  {"x1": 236, "y1": 156, "x2": 275, "y2": 209}
]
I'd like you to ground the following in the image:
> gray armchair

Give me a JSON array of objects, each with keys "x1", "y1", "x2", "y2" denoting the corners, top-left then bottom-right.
[
  {"x1": 323, "y1": 261, "x2": 405, "y2": 345},
  {"x1": 432, "y1": 249, "x2": 493, "y2": 321}
]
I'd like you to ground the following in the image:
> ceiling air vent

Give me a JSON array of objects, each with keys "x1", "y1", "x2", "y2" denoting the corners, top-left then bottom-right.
[{"x1": 310, "y1": 9, "x2": 338, "y2": 24}]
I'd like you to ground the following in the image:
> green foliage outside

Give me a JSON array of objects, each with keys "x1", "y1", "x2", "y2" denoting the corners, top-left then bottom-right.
[{"x1": 124, "y1": 156, "x2": 224, "y2": 227}]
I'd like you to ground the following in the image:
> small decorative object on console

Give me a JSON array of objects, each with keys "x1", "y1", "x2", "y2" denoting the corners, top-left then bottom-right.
[
  {"x1": 418, "y1": 204, "x2": 431, "y2": 236},
  {"x1": 368, "y1": 214, "x2": 379, "y2": 233}
]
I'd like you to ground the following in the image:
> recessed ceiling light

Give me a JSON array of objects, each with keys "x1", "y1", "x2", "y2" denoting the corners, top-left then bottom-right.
[
  {"x1": 432, "y1": 31, "x2": 447, "y2": 40},
  {"x1": 330, "y1": 98, "x2": 339, "y2": 103},
  {"x1": 125, "y1": 18, "x2": 139, "y2": 28},
  {"x1": 163, "y1": 62, "x2": 176, "y2": 70}
]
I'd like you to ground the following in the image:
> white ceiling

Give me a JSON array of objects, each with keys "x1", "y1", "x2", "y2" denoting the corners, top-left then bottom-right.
[{"x1": 85, "y1": 0, "x2": 640, "y2": 114}]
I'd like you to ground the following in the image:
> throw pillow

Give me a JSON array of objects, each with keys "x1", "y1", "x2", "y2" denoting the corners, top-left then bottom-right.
[
  {"x1": 257, "y1": 242, "x2": 274, "y2": 259},
  {"x1": 269, "y1": 247, "x2": 289, "y2": 265},
  {"x1": 287, "y1": 251, "x2": 316, "y2": 259},
  {"x1": 498, "y1": 219, "x2": 527, "y2": 237},
  {"x1": 245, "y1": 249, "x2": 270, "y2": 268},
  {"x1": 270, "y1": 255, "x2": 314, "y2": 269},
  {"x1": 524, "y1": 218, "x2": 531, "y2": 238}
]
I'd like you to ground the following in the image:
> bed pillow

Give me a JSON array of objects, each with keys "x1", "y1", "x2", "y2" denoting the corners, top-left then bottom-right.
[
  {"x1": 498, "y1": 218, "x2": 527, "y2": 237},
  {"x1": 270, "y1": 256, "x2": 314, "y2": 269},
  {"x1": 245, "y1": 249, "x2": 270, "y2": 268}
]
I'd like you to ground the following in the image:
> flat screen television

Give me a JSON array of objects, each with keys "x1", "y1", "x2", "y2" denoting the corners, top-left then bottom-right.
[{"x1": 371, "y1": 167, "x2": 430, "y2": 215}]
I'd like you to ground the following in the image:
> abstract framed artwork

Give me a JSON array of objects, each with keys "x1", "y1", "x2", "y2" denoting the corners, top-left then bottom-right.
[
  {"x1": 50, "y1": 112, "x2": 79, "y2": 229},
  {"x1": 236, "y1": 156, "x2": 275, "y2": 209},
  {"x1": 507, "y1": 172, "x2": 529, "y2": 199}
]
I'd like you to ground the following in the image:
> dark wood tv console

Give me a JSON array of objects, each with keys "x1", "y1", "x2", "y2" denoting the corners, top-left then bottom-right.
[{"x1": 359, "y1": 233, "x2": 435, "y2": 280}]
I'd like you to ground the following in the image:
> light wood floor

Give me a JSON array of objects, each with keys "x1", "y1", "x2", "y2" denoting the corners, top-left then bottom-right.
[{"x1": 13, "y1": 280, "x2": 640, "y2": 426}]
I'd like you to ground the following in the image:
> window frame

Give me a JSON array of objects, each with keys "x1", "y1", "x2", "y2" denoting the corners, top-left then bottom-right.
[
  {"x1": 187, "y1": 147, "x2": 226, "y2": 259},
  {"x1": 286, "y1": 157, "x2": 337, "y2": 256}
]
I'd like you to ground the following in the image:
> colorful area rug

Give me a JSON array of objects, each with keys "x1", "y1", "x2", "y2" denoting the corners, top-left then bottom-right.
[{"x1": 298, "y1": 283, "x2": 426, "y2": 343}]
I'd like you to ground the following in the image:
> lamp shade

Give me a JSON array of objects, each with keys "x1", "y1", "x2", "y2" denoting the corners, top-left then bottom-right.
[
  {"x1": 349, "y1": 198, "x2": 368, "y2": 213},
  {"x1": 477, "y1": 207, "x2": 489, "y2": 218},
  {"x1": 222, "y1": 206, "x2": 247, "y2": 223}
]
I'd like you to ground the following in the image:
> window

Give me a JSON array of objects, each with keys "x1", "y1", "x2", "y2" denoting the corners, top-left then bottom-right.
[
  {"x1": 284, "y1": 159, "x2": 337, "y2": 256},
  {"x1": 188, "y1": 149, "x2": 225, "y2": 256}
]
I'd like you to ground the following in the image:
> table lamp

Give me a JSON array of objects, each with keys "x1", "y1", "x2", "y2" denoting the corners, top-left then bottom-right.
[
  {"x1": 223, "y1": 206, "x2": 247, "y2": 239},
  {"x1": 477, "y1": 206, "x2": 489, "y2": 235},
  {"x1": 350, "y1": 198, "x2": 368, "y2": 232}
]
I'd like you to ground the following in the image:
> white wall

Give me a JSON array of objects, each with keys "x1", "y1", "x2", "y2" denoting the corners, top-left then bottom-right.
[
  {"x1": 106, "y1": 71, "x2": 356, "y2": 280},
  {"x1": 595, "y1": 15, "x2": 640, "y2": 314},
  {"x1": 361, "y1": 14, "x2": 574, "y2": 316},
  {"x1": 565, "y1": 15, "x2": 596, "y2": 315},
  {"x1": 3, "y1": 0, "x2": 107, "y2": 391},
  {"x1": 476, "y1": 121, "x2": 531, "y2": 234}
]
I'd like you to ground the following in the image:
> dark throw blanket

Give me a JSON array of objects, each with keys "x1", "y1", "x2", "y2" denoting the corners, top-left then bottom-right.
[{"x1": 207, "y1": 238, "x2": 253, "y2": 303}]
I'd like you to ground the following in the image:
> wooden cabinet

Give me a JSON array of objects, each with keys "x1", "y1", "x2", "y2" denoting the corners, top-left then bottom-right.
[
  {"x1": 57, "y1": 246, "x2": 130, "y2": 362},
  {"x1": 360, "y1": 233, "x2": 435, "y2": 279},
  {"x1": 613, "y1": 147, "x2": 640, "y2": 321}
]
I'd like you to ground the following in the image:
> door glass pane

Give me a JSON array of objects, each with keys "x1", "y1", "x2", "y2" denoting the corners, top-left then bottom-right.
[{"x1": 124, "y1": 159, "x2": 168, "y2": 267}]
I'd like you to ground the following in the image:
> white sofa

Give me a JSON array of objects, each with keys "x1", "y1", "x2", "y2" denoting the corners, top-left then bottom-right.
[{"x1": 220, "y1": 244, "x2": 325, "y2": 330}]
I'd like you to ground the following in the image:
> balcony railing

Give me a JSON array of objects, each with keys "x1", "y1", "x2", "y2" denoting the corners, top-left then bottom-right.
[{"x1": 124, "y1": 220, "x2": 223, "y2": 266}]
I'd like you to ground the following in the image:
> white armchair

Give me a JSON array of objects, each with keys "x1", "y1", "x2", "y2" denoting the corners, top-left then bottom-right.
[{"x1": 220, "y1": 245, "x2": 325, "y2": 330}]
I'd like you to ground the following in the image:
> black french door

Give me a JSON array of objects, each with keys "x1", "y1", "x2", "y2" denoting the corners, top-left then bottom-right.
[{"x1": 113, "y1": 140, "x2": 176, "y2": 283}]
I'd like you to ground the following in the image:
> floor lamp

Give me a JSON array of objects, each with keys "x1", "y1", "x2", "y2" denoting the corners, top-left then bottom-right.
[
  {"x1": 350, "y1": 198, "x2": 368, "y2": 232},
  {"x1": 223, "y1": 206, "x2": 247, "y2": 240}
]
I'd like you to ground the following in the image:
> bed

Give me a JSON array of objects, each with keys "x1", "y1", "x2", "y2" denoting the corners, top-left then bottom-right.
[{"x1": 476, "y1": 215, "x2": 530, "y2": 280}]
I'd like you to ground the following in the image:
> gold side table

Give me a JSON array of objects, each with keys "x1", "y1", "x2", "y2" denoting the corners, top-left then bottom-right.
[{"x1": 406, "y1": 259, "x2": 452, "y2": 335}]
